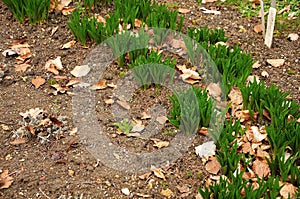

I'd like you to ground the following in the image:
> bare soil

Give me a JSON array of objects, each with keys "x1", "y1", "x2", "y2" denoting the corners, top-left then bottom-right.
[{"x1": 0, "y1": 0, "x2": 299, "y2": 198}]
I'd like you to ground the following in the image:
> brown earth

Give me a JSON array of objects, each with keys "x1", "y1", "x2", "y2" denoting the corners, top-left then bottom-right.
[{"x1": 0, "y1": 0, "x2": 299, "y2": 198}]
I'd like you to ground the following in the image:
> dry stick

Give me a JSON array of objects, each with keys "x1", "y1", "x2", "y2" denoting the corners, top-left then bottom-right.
[
  {"x1": 38, "y1": 188, "x2": 51, "y2": 199},
  {"x1": 260, "y1": 0, "x2": 265, "y2": 37},
  {"x1": 264, "y1": 0, "x2": 277, "y2": 48}
]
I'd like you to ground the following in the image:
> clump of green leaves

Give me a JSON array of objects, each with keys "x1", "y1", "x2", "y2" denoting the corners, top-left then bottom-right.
[
  {"x1": 3, "y1": 0, "x2": 50, "y2": 25},
  {"x1": 129, "y1": 50, "x2": 176, "y2": 88},
  {"x1": 83, "y1": 0, "x2": 112, "y2": 10},
  {"x1": 240, "y1": 79, "x2": 300, "y2": 126},
  {"x1": 199, "y1": 173, "x2": 282, "y2": 199},
  {"x1": 113, "y1": 119, "x2": 134, "y2": 134},
  {"x1": 208, "y1": 45, "x2": 254, "y2": 94},
  {"x1": 168, "y1": 87, "x2": 215, "y2": 134},
  {"x1": 187, "y1": 26, "x2": 229, "y2": 46}
]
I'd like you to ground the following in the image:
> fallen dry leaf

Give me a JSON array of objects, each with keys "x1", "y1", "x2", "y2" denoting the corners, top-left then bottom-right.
[
  {"x1": 252, "y1": 61, "x2": 261, "y2": 69},
  {"x1": 252, "y1": 159, "x2": 270, "y2": 178},
  {"x1": 50, "y1": 26, "x2": 59, "y2": 37},
  {"x1": 279, "y1": 182, "x2": 298, "y2": 199},
  {"x1": 200, "y1": 7, "x2": 221, "y2": 15},
  {"x1": 153, "y1": 141, "x2": 169, "y2": 149},
  {"x1": 10, "y1": 138, "x2": 27, "y2": 145},
  {"x1": 161, "y1": 188, "x2": 174, "y2": 198},
  {"x1": 0, "y1": 170, "x2": 14, "y2": 190},
  {"x1": 32, "y1": 76, "x2": 46, "y2": 89},
  {"x1": 51, "y1": 84, "x2": 68, "y2": 95},
  {"x1": 195, "y1": 141, "x2": 216, "y2": 158},
  {"x1": 156, "y1": 116, "x2": 168, "y2": 124},
  {"x1": 1, "y1": 124, "x2": 9, "y2": 131},
  {"x1": 151, "y1": 167, "x2": 166, "y2": 181},
  {"x1": 198, "y1": 127, "x2": 209, "y2": 136},
  {"x1": 141, "y1": 111, "x2": 151, "y2": 119},
  {"x1": 267, "y1": 59, "x2": 285, "y2": 67},
  {"x1": 89, "y1": 80, "x2": 108, "y2": 90},
  {"x1": 138, "y1": 172, "x2": 152, "y2": 180},
  {"x1": 45, "y1": 56, "x2": 63, "y2": 75},
  {"x1": 134, "y1": 18, "x2": 143, "y2": 28},
  {"x1": 94, "y1": 14, "x2": 106, "y2": 24},
  {"x1": 15, "y1": 63, "x2": 30, "y2": 72},
  {"x1": 251, "y1": 126, "x2": 267, "y2": 142},
  {"x1": 207, "y1": 83, "x2": 222, "y2": 100},
  {"x1": 202, "y1": 0, "x2": 217, "y2": 3},
  {"x1": 254, "y1": 24, "x2": 262, "y2": 33},
  {"x1": 205, "y1": 157, "x2": 221, "y2": 174},
  {"x1": 246, "y1": 75, "x2": 260, "y2": 84},
  {"x1": 288, "y1": 33, "x2": 299, "y2": 41},
  {"x1": 228, "y1": 87, "x2": 243, "y2": 106},
  {"x1": 178, "y1": 8, "x2": 190, "y2": 14},
  {"x1": 62, "y1": 7, "x2": 74, "y2": 15},
  {"x1": 71, "y1": 65, "x2": 90, "y2": 77},
  {"x1": 66, "y1": 78, "x2": 81, "y2": 87},
  {"x1": 61, "y1": 40, "x2": 76, "y2": 49},
  {"x1": 261, "y1": 70, "x2": 269, "y2": 78},
  {"x1": 176, "y1": 184, "x2": 190, "y2": 193},
  {"x1": 131, "y1": 122, "x2": 145, "y2": 132},
  {"x1": 104, "y1": 97, "x2": 114, "y2": 105},
  {"x1": 116, "y1": 100, "x2": 130, "y2": 110}
]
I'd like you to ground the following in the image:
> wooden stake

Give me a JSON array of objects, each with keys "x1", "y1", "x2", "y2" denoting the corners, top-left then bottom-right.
[{"x1": 264, "y1": 0, "x2": 276, "y2": 48}]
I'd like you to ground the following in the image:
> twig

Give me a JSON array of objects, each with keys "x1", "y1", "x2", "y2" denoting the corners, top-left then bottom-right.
[
  {"x1": 39, "y1": 188, "x2": 51, "y2": 199},
  {"x1": 0, "y1": 120, "x2": 15, "y2": 125}
]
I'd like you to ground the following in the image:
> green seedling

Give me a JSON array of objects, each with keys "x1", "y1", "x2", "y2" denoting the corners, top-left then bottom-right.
[
  {"x1": 113, "y1": 119, "x2": 134, "y2": 134},
  {"x1": 163, "y1": 130, "x2": 175, "y2": 136},
  {"x1": 3, "y1": 0, "x2": 50, "y2": 25},
  {"x1": 129, "y1": 50, "x2": 176, "y2": 89},
  {"x1": 168, "y1": 87, "x2": 215, "y2": 134}
]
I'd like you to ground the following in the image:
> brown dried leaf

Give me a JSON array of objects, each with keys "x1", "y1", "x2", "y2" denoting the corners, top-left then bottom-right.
[
  {"x1": 205, "y1": 157, "x2": 221, "y2": 174},
  {"x1": 178, "y1": 8, "x2": 190, "y2": 14},
  {"x1": 261, "y1": 70, "x2": 269, "y2": 78},
  {"x1": 62, "y1": 7, "x2": 74, "y2": 15},
  {"x1": 66, "y1": 78, "x2": 81, "y2": 87},
  {"x1": 156, "y1": 116, "x2": 168, "y2": 124},
  {"x1": 104, "y1": 97, "x2": 114, "y2": 105},
  {"x1": 198, "y1": 127, "x2": 208, "y2": 136},
  {"x1": 153, "y1": 141, "x2": 169, "y2": 149},
  {"x1": 141, "y1": 111, "x2": 151, "y2": 119},
  {"x1": 95, "y1": 14, "x2": 106, "y2": 24},
  {"x1": 10, "y1": 138, "x2": 27, "y2": 145},
  {"x1": 251, "y1": 126, "x2": 267, "y2": 142},
  {"x1": 267, "y1": 59, "x2": 285, "y2": 67},
  {"x1": 252, "y1": 159, "x2": 270, "y2": 178},
  {"x1": 0, "y1": 170, "x2": 13, "y2": 189},
  {"x1": 50, "y1": 26, "x2": 59, "y2": 37},
  {"x1": 116, "y1": 100, "x2": 130, "y2": 110},
  {"x1": 202, "y1": 0, "x2": 217, "y2": 3},
  {"x1": 242, "y1": 142, "x2": 251, "y2": 153},
  {"x1": 228, "y1": 87, "x2": 243, "y2": 106},
  {"x1": 71, "y1": 65, "x2": 90, "y2": 77},
  {"x1": 15, "y1": 63, "x2": 30, "y2": 72},
  {"x1": 161, "y1": 188, "x2": 174, "y2": 198},
  {"x1": 176, "y1": 184, "x2": 190, "y2": 193},
  {"x1": 61, "y1": 40, "x2": 76, "y2": 49},
  {"x1": 134, "y1": 19, "x2": 143, "y2": 28},
  {"x1": 252, "y1": 61, "x2": 261, "y2": 69},
  {"x1": 207, "y1": 83, "x2": 222, "y2": 100},
  {"x1": 32, "y1": 76, "x2": 46, "y2": 89},
  {"x1": 288, "y1": 33, "x2": 299, "y2": 41},
  {"x1": 138, "y1": 172, "x2": 152, "y2": 180},
  {"x1": 89, "y1": 80, "x2": 107, "y2": 90},
  {"x1": 151, "y1": 167, "x2": 166, "y2": 181},
  {"x1": 254, "y1": 24, "x2": 262, "y2": 33},
  {"x1": 279, "y1": 182, "x2": 298, "y2": 199}
]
